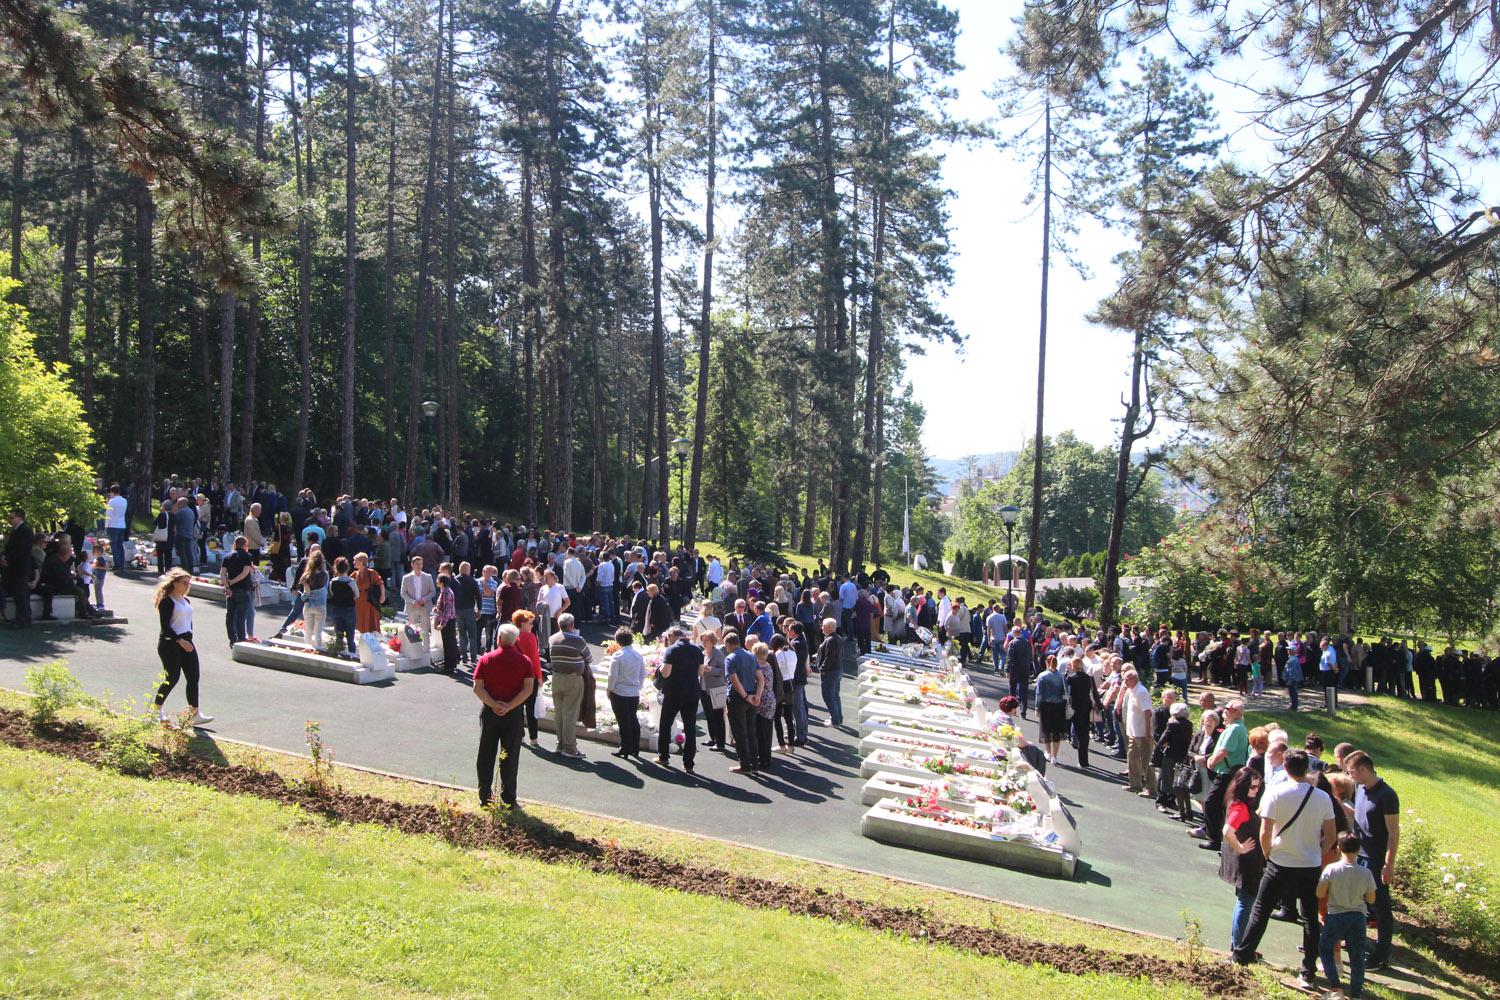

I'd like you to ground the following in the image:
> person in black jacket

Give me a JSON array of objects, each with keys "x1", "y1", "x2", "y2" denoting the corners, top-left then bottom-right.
[
  {"x1": 1064, "y1": 654, "x2": 1100, "y2": 769},
  {"x1": 642, "y1": 583, "x2": 673, "y2": 643},
  {"x1": 1155, "y1": 700, "x2": 1194, "y2": 818},
  {"x1": 3, "y1": 509, "x2": 36, "y2": 627}
]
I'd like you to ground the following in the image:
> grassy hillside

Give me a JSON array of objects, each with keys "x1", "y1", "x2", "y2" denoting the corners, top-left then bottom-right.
[{"x1": 0, "y1": 744, "x2": 1211, "y2": 1000}]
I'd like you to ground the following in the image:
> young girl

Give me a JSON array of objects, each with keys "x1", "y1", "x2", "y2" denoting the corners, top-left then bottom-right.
[
  {"x1": 92, "y1": 542, "x2": 110, "y2": 613},
  {"x1": 154, "y1": 568, "x2": 213, "y2": 725}
]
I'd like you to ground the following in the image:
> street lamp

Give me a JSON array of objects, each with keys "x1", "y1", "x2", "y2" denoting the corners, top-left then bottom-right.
[
  {"x1": 998, "y1": 504, "x2": 1020, "y2": 602},
  {"x1": 421, "y1": 401, "x2": 439, "y2": 506},
  {"x1": 670, "y1": 437, "x2": 691, "y2": 548}
]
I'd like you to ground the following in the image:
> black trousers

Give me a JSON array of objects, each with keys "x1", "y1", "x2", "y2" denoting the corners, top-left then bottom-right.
[
  {"x1": 657, "y1": 689, "x2": 698, "y2": 767},
  {"x1": 155, "y1": 637, "x2": 201, "y2": 708},
  {"x1": 477, "y1": 705, "x2": 524, "y2": 807},
  {"x1": 699, "y1": 690, "x2": 726, "y2": 747},
  {"x1": 609, "y1": 692, "x2": 640, "y2": 755},
  {"x1": 755, "y1": 714, "x2": 775, "y2": 768},
  {"x1": 727, "y1": 694, "x2": 758, "y2": 770},
  {"x1": 4, "y1": 576, "x2": 31, "y2": 625},
  {"x1": 1203, "y1": 769, "x2": 1233, "y2": 848},
  {"x1": 1233, "y1": 860, "x2": 1321, "y2": 975},
  {"x1": 1070, "y1": 712, "x2": 1091, "y2": 768},
  {"x1": 523, "y1": 682, "x2": 541, "y2": 741},
  {"x1": 774, "y1": 679, "x2": 795, "y2": 746},
  {"x1": 439, "y1": 621, "x2": 458, "y2": 672}
]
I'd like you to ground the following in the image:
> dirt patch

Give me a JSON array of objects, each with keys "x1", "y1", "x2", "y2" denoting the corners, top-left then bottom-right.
[{"x1": 0, "y1": 707, "x2": 1251, "y2": 996}]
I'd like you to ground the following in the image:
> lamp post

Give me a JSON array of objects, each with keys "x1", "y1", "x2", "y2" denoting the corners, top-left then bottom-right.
[
  {"x1": 998, "y1": 504, "x2": 1020, "y2": 602},
  {"x1": 670, "y1": 437, "x2": 691, "y2": 548},
  {"x1": 421, "y1": 400, "x2": 439, "y2": 507}
]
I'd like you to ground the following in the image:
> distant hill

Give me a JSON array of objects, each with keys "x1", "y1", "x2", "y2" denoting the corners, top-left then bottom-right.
[{"x1": 931, "y1": 452, "x2": 1018, "y2": 495}]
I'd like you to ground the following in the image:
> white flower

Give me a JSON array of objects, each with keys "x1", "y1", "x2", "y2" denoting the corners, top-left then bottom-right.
[
  {"x1": 1443, "y1": 873, "x2": 1456, "y2": 884},
  {"x1": 1455, "y1": 882, "x2": 1467, "y2": 893}
]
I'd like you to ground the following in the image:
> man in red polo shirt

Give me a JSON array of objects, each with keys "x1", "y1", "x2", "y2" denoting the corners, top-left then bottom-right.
[{"x1": 473, "y1": 623, "x2": 536, "y2": 808}]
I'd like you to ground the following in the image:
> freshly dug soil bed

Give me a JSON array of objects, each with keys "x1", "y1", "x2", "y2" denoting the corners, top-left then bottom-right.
[{"x1": 0, "y1": 707, "x2": 1250, "y2": 996}]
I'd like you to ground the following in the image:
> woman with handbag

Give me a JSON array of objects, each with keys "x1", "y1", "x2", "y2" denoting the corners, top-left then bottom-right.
[
  {"x1": 1220, "y1": 766, "x2": 1266, "y2": 952},
  {"x1": 1180, "y1": 709, "x2": 1219, "y2": 825},
  {"x1": 1155, "y1": 700, "x2": 1193, "y2": 818}
]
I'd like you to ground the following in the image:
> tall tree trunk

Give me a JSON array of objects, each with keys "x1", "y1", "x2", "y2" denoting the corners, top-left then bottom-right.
[
  {"x1": 8, "y1": 144, "x2": 21, "y2": 285},
  {"x1": 1025, "y1": 99, "x2": 1053, "y2": 614},
  {"x1": 816, "y1": 18, "x2": 850, "y2": 572},
  {"x1": 684, "y1": 0, "x2": 716, "y2": 550},
  {"x1": 400, "y1": 0, "x2": 447, "y2": 507},
  {"x1": 217, "y1": 290, "x2": 236, "y2": 480},
  {"x1": 544, "y1": 0, "x2": 573, "y2": 530},
  {"x1": 291, "y1": 63, "x2": 314, "y2": 492},
  {"x1": 381, "y1": 83, "x2": 399, "y2": 498},
  {"x1": 441, "y1": 13, "x2": 460, "y2": 513},
  {"x1": 57, "y1": 133, "x2": 80, "y2": 367},
  {"x1": 81, "y1": 143, "x2": 97, "y2": 420},
  {"x1": 340, "y1": 0, "x2": 358, "y2": 495},
  {"x1": 520, "y1": 147, "x2": 539, "y2": 526},
  {"x1": 646, "y1": 78, "x2": 670, "y2": 550},
  {"x1": 240, "y1": 9, "x2": 267, "y2": 487},
  {"x1": 1100, "y1": 324, "x2": 1146, "y2": 628},
  {"x1": 870, "y1": 387, "x2": 885, "y2": 563},
  {"x1": 132, "y1": 184, "x2": 156, "y2": 512},
  {"x1": 638, "y1": 333, "x2": 657, "y2": 540},
  {"x1": 852, "y1": 6, "x2": 895, "y2": 570}
]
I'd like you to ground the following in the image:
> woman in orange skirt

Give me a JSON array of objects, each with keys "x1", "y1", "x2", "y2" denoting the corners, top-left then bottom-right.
[{"x1": 352, "y1": 551, "x2": 386, "y2": 635}]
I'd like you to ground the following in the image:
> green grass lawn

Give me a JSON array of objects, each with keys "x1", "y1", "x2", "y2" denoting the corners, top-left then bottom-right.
[
  {"x1": 1247, "y1": 697, "x2": 1500, "y2": 872},
  {"x1": 0, "y1": 744, "x2": 1210, "y2": 1000}
]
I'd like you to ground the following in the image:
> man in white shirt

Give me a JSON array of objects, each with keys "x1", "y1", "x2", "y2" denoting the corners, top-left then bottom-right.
[
  {"x1": 1117, "y1": 669, "x2": 1156, "y2": 795},
  {"x1": 595, "y1": 553, "x2": 617, "y2": 624},
  {"x1": 1232, "y1": 749, "x2": 1337, "y2": 989},
  {"x1": 706, "y1": 556, "x2": 724, "y2": 591},
  {"x1": 103, "y1": 484, "x2": 130, "y2": 575},
  {"x1": 562, "y1": 548, "x2": 586, "y2": 616}
]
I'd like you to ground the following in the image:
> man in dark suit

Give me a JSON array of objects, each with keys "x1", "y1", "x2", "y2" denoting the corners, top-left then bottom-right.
[
  {"x1": 724, "y1": 598, "x2": 752, "y2": 642},
  {"x1": 3, "y1": 509, "x2": 36, "y2": 628}
]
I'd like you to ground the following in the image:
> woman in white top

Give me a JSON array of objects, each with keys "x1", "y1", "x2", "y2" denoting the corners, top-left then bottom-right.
[
  {"x1": 770, "y1": 633, "x2": 799, "y2": 753},
  {"x1": 535, "y1": 568, "x2": 569, "y2": 642},
  {"x1": 153, "y1": 568, "x2": 213, "y2": 726},
  {"x1": 690, "y1": 598, "x2": 721, "y2": 643}
]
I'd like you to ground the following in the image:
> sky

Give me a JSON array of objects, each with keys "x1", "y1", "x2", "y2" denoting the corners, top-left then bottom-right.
[{"x1": 912, "y1": 2, "x2": 1134, "y2": 458}]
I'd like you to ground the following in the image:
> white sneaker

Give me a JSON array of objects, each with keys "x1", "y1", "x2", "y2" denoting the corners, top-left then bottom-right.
[
  {"x1": 189, "y1": 712, "x2": 215, "y2": 726},
  {"x1": 158, "y1": 706, "x2": 169, "y2": 722}
]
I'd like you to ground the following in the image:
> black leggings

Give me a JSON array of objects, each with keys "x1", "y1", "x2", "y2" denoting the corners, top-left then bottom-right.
[
  {"x1": 774, "y1": 679, "x2": 796, "y2": 745},
  {"x1": 155, "y1": 637, "x2": 200, "y2": 708}
]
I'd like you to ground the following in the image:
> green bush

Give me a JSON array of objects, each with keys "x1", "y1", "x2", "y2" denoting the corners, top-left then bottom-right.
[
  {"x1": 1397, "y1": 812, "x2": 1498, "y2": 957},
  {"x1": 1038, "y1": 584, "x2": 1099, "y2": 619},
  {"x1": 101, "y1": 719, "x2": 157, "y2": 776},
  {"x1": 24, "y1": 661, "x2": 87, "y2": 729}
]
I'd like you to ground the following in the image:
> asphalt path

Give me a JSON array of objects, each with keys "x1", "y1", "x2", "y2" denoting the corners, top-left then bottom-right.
[{"x1": 0, "y1": 572, "x2": 1301, "y2": 963}]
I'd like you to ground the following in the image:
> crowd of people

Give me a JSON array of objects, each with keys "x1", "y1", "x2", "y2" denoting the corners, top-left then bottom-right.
[
  {"x1": 997, "y1": 624, "x2": 1401, "y2": 996},
  {"x1": 0, "y1": 474, "x2": 1444, "y2": 990}
]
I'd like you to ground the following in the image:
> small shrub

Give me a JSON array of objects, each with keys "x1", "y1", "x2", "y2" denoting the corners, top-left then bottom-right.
[
  {"x1": 1397, "y1": 811, "x2": 1499, "y2": 957},
  {"x1": 304, "y1": 720, "x2": 336, "y2": 796},
  {"x1": 101, "y1": 718, "x2": 156, "y2": 776},
  {"x1": 25, "y1": 661, "x2": 87, "y2": 729},
  {"x1": 1037, "y1": 584, "x2": 1098, "y2": 619},
  {"x1": 158, "y1": 708, "x2": 195, "y2": 759},
  {"x1": 437, "y1": 795, "x2": 463, "y2": 843},
  {"x1": 1179, "y1": 909, "x2": 1204, "y2": 969}
]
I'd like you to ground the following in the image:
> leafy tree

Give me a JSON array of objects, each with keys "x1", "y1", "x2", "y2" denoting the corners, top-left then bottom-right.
[{"x1": 0, "y1": 277, "x2": 96, "y2": 521}]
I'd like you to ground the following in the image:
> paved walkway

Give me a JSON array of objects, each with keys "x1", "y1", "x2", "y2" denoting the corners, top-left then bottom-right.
[{"x1": 0, "y1": 574, "x2": 1305, "y2": 962}]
